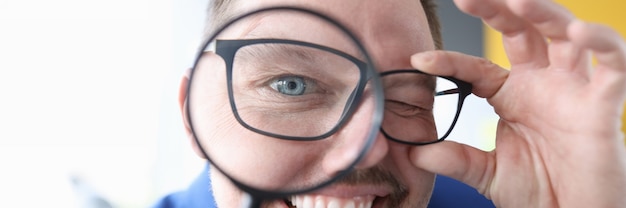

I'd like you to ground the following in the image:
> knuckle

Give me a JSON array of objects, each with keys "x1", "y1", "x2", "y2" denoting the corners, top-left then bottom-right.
[{"x1": 476, "y1": 57, "x2": 497, "y2": 69}]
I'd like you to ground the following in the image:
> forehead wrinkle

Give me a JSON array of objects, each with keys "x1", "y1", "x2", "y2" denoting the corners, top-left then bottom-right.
[
  {"x1": 347, "y1": 0, "x2": 433, "y2": 71},
  {"x1": 239, "y1": 42, "x2": 316, "y2": 65},
  {"x1": 228, "y1": 13, "x2": 269, "y2": 39},
  {"x1": 242, "y1": 16, "x2": 368, "y2": 62},
  {"x1": 236, "y1": 42, "x2": 356, "y2": 85}
]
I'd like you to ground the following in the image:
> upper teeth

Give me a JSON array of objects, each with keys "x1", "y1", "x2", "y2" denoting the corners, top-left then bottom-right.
[{"x1": 289, "y1": 195, "x2": 375, "y2": 208}]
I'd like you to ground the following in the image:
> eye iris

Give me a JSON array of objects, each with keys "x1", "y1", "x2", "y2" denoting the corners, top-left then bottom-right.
[{"x1": 277, "y1": 76, "x2": 306, "y2": 95}]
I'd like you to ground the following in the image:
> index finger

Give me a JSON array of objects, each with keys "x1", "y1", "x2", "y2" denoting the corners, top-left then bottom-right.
[{"x1": 411, "y1": 51, "x2": 509, "y2": 99}]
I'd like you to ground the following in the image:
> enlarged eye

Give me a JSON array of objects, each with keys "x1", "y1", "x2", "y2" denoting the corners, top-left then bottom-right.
[{"x1": 270, "y1": 76, "x2": 308, "y2": 96}]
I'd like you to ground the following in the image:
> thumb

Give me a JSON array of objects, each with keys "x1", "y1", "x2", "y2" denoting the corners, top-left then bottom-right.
[{"x1": 409, "y1": 141, "x2": 495, "y2": 197}]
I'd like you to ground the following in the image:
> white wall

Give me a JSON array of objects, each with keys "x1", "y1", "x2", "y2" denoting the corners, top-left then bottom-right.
[
  {"x1": 0, "y1": 0, "x2": 208, "y2": 207},
  {"x1": 0, "y1": 0, "x2": 496, "y2": 207}
]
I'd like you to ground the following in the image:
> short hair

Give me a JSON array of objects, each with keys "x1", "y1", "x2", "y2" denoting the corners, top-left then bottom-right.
[{"x1": 205, "y1": 0, "x2": 442, "y2": 49}]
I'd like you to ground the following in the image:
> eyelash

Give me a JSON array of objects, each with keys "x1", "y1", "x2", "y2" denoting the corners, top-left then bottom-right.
[
  {"x1": 385, "y1": 99, "x2": 432, "y2": 117},
  {"x1": 258, "y1": 74, "x2": 327, "y2": 97}
]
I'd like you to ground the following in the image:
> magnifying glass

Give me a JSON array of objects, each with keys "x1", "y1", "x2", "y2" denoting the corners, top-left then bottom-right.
[{"x1": 185, "y1": 6, "x2": 384, "y2": 207}]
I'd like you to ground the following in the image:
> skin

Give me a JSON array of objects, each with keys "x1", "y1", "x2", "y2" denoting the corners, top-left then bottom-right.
[{"x1": 180, "y1": 0, "x2": 626, "y2": 207}]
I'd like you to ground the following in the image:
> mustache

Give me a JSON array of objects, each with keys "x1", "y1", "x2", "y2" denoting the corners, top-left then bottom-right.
[
  {"x1": 336, "y1": 165, "x2": 403, "y2": 188},
  {"x1": 334, "y1": 165, "x2": 408, "y2": 205}
]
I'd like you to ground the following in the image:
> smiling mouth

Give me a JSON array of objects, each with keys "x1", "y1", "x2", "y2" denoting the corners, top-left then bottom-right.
[{"x1": 284, "y1": 195, "x2": 382, "y2": 208}]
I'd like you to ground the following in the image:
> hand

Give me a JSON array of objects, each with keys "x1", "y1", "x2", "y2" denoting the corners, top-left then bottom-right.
[{"x1": 409, "y1": 0, "x2": 626, "y2": 207}]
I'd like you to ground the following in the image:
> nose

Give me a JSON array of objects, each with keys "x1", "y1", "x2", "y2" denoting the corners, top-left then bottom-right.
[
  {"x1": 321, "y1": 89, "x2": 389, "y2": 175},
  {"x1": 352, "y1": 131, "x2": 388, "y2": 169}
]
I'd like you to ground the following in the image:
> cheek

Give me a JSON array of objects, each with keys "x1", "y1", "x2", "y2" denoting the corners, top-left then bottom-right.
[
  {"x1": 190, "y1": 73, "x2": 329, "y2": 190},
  {"x1": 382, "y1": 113, "x2": 438, "y2": 140},
  {"x1": 203, "y1": 110, "x2": 331, "y2": 190},
  {"x1": 388, "y1": 144, "x2": 435, "y2": 206},
  {"x1": 405, "y1": 167, "x2": 435, "y2": 204}
]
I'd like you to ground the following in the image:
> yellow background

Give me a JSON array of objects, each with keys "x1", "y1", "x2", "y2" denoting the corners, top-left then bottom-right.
[{"x1": 484, "y1": 1, "x2": 626, "y2": 145}]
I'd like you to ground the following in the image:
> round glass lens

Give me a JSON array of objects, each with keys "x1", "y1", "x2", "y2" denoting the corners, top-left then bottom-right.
[
  {"x1": 186, "y1": 7, "x2": 383, "y2": 195},
  {"x1": 231, "y1": 41, "x2": 362, "y2": 138}
]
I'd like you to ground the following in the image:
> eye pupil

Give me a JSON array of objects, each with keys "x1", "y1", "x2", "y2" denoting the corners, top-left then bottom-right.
[
  {"x1": 272, "y1": 76, "x2": 307, "y2": 96},
  {"x1": 287, "y1": 81, "x2": 298, "y2": 90}
]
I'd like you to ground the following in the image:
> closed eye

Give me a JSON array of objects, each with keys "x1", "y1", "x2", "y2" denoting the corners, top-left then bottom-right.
[{"x1": 385, "y1": 99, "x2": 431, "y2": 118}]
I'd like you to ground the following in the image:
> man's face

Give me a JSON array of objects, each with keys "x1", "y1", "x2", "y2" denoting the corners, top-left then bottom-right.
[{"x1": 188, "y1": 0, "x2": 437, "y2": 207}]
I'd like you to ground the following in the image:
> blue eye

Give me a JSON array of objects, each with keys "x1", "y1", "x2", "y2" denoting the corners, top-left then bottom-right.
[{"x1": 270, "y1": 76, "x2": 307, "y2": 96}]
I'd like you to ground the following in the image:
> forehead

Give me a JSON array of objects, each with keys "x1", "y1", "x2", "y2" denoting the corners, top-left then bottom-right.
[{"x1": 228, "y1": 0, "x2": 435, "y2": 69}]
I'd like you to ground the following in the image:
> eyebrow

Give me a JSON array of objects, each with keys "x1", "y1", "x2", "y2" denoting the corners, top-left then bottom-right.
[
  {"x1": 234, "y1": 42, "x2": 360, "y2": 88},
  {"x1": 238, "y1": 42, "x2": 318, "y2": 64}
]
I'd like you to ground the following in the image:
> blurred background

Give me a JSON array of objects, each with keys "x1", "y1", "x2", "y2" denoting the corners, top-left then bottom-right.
[
  {"x1": 0, "y1": 0, "x2": 206, "y2": 207},
  {"x1": 0, "y1": 0, "x2": 623, "y2": 207}
]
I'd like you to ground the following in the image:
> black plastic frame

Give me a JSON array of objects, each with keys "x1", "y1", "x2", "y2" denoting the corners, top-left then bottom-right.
[{"x1": 379, "y1": 69, "x2": 472, "y2": 145}]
